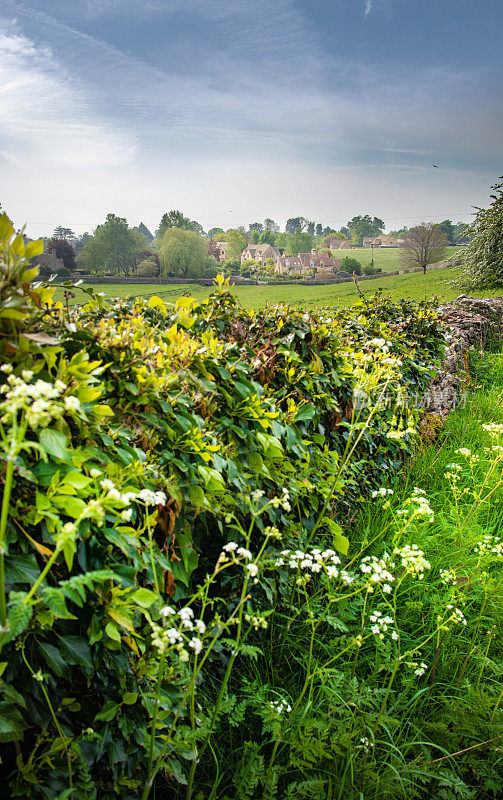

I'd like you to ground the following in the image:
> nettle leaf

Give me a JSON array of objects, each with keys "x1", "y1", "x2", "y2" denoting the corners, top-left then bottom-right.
[{"x1": 6, "y1": 592, "x2": 33, "y2": 641}]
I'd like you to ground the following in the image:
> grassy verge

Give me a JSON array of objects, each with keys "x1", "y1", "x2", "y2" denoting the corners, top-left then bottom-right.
[{"x1": 206, "y1": 352, "x2": 503, "y2": 799}]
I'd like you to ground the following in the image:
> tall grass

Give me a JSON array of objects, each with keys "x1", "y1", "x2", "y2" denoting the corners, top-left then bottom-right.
[{"x1": 194, "y1": 352, "x2": 503, "y2": 800}]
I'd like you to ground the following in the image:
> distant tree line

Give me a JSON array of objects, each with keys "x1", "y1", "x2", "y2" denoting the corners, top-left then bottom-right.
[{"x1": 36, "y1": 207, "x2": 469, "y2": 279}]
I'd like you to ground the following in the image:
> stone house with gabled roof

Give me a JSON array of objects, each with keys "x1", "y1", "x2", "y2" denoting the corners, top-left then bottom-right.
[
  {"x1": 366, "y1": 234, "x2": 400, "y2": 248},
  {"x1": 324, "y1": 236, "x2": 353, "y2": 250},
  {"x1": 207, "y1": 239, "x2": 229, "y2": 262},
  {"x1": 240, "y1": 243, "x2": 281, "y2": 265},
  {"x1": 276, "y1": 251, "x2": 342, "y2": 275}
]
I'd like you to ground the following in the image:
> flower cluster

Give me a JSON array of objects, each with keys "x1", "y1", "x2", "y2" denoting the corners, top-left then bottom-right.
[
  {"x1": 360, "y1": 553, "x2": 394, "y2": 593},
  {"x1": 439, "y1": 568, "x2": 457, "y2": 585},
  {"x1": 473, "y1": 534, "x2": 503, "y2": 558},
  {"x1": 269, "y1": 698, "x2": 292, "y2": 715},
  {"x1": 359, "y1": 736, "x2": 375, "y2": 753},
  {"x1": 482, "y1": 423, "x2": 503, "y2": 437},
  {"x1": 371, "y1": 487, "x2": 394, "y2": 499},
  {"x1": 218, "y1": 542, "x2": 260, "y2": 578},
  {"x1": 151, "y1": 605, "x2": 206, "y2": 661},
  {"x1": 405, "y1": 660, "x2": 428, "y2": 677},
  {"x1": 393, "y1": 544, "x2": 431, "y2": 578},
  {"x1": 369, "y1": 610, "x2": 398, "y2": 641},
  {"x1": 245, "y1": 613, "x2": 268, "y2": 630},
  {"x1": 275, "y1": 547, "x2": 354, "y2": 584},
  {"x1": 396, "y1": 487, "x2": 434, "y2": 523},
  {"x1": 0, "y1": 368, "x2": 81, "y2": 430},
  {"x1": 446, "y1": 605, "x2": 467, "y2": 627}
]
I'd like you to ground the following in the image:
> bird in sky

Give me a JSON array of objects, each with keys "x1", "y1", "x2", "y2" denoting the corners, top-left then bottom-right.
[{"x1": 433, "y1": 164, "x2": 439, "y2": 168}]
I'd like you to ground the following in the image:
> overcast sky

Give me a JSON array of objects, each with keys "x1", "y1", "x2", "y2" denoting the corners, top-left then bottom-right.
[{"x1": 1, "y1": 0, "x2": 502, "y2": 238}]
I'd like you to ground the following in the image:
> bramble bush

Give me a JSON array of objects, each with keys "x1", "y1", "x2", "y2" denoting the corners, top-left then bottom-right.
[{"x1": 0, "y1": 212, "x2": 501, "y2": 799}]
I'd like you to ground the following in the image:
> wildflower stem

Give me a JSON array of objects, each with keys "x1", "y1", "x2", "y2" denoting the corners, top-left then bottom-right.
[{"x1": 0, "y1": 453, "x2": 15, "y2": 649}]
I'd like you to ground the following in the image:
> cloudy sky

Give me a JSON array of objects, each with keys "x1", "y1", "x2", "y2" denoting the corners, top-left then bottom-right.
[{"x1": 1, "y1": 0, "x2": 502, "y2": 237}]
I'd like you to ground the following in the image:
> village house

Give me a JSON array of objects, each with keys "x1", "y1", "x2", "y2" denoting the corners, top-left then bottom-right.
[
  {"x1": 364, "y1": 234, "x2": 400, "y2": 248},
  {"x1": 32, "y1": 252, "x2": 65, "y2": 273},
  {"x1": 240, "y1": 243, "x2": 281, "y2": 265},
  {"x1": 207, "y1": 239, "x2": 229, "y2": 262},
  {"x1": 276, "y1": 251, "x2": 342, "y2": 275},
  {"x1": 324, "y1": 236, "x2": 353, "y2": 250}
]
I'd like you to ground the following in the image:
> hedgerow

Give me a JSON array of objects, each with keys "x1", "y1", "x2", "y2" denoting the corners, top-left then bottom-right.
[{"x1": 2, "y1": 213, "x2": 501, "y2": 799}]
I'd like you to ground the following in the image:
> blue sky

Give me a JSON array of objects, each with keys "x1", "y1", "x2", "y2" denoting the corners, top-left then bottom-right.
[{"x1": 0, "y1": 0, "x2": 502, "y2": 237}]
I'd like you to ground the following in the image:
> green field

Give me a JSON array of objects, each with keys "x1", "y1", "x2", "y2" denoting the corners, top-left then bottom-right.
[
  {"x1": 333, "y1": 244, "x2": 461, "y2": 272},
  {"x1": 59, "y1": 265, "x2": 503, "y2": 311}
]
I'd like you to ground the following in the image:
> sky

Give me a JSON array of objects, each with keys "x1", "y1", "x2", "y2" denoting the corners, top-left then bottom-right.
[{"x1": 0, "y1": 0, "x2": 502, "y2": 238}]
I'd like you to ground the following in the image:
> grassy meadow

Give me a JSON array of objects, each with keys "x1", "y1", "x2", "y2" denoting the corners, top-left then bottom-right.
[
  {"x1": 58, "y1": 264, "x2": 503, "y2": 310},
  {"x1": 332, "y1": 244, "x2": 461, "y2": 272}
]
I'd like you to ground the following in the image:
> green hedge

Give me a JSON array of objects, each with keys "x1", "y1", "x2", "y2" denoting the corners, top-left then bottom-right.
[{"x1": 0, "y1": 216, "x2": 446, "y2": 798}]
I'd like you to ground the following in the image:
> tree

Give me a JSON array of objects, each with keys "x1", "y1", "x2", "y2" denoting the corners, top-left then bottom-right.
[
  {"x1": 156, "y1": 210, "x2": 203, "y2": 238},
  {"x1": 259, "y1": 230, "x2": 275, "y2": 245},
  {"x1": 346, "y1": 215, "x2": 385, "y2": 246},
  {"x1": 315, "y1": 223, "x2": 323, "y2": 237},
  {"x1": 208, "y1": 227, "x2": 225, "y2": 238},
  {"x1": 53, "y1": 226, "x2": 76, "y2": 242},
  {"x1": 339, "y1": 256, "x2": 362, "y2": 275},
  {"x1": 46, "y1": 238, "x2": 77, "y2": 271},
  {"x1": 459, "y1": 178, "x2": 503, "y2": 288},
  {"x1": 158, "y1": 228, "x2": 207, "y2": 278},
  {"x1": 248, "y1": 222, "x2": 263, "y2": 233},
  {"x1": 285, "y1": 217, "x2": 310, "y2": 235},
  {"x1": 437, "y1": 220, "x2": 455, "y2": 244},
  {"x1": 400, "y1": 223, "x2": 447, "y2": 275},
  {"x1": 137, "y1": 222, "x2": 154, "y2": 242},
  {"x1": 74, "y1": 232, "x2": 92, "y2": 257},
  {"x1": 250, "y1": 231, "x2": 260, "y2": 244},
  {"x1": 77, "y1": 214, "x2": 147, "y2": 276},
  {"x1": 225, "y1": 229, "x2": 247, "y2": 260},
  {"x1": 287, "y1": 229, "x2": 313, "y2": 256},
  {"x1": 264, "y1": 218, "x2": 279, "y2": 233}
]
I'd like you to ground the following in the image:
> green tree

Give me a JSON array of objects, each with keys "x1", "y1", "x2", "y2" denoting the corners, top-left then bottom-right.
[
  {"x1": 346, "y1": 215, "x2": 385, "y2": 246},
  {"x1": 400, "y1": 223, "x2": 447, "y2": 275},
  {"x1": 264, "y1": 218, "x2": 279, "y2": 233},
  {"x1": 157, "y1": 210, "x2": 204, "y2": 238},
  {"x1": 208, "y1": 227, "x2": 225, "y2": 238},
  {"x1": 248, "y1": 222, "x2": 263, "y2": 233},
  {"x1": 459, "y1": 178, "x2": 503, "y2": 288},
  {"x1": 250, "y1": 231, "x2": 260, "y2": 244},
  {"x1": 225, "y1": 229, "x2": 247, "y2": 260},
  {"x1": 77, "y1": 214, "x2": 147, "y2": 276},
  {"x1": 339, "y1": 256, "x2": 362, "y2": 275},
  {"x1": 259, "y1": 230, "x2": 275, "y2": 245},
  {"x1": 137, "y1": 222, "x2": 154, "y2": 242},
  {"x1": 285, "y1": 217, "x2": 310, "y2": 235},
  {"x1": 287, "y1": 229, "x2": 313, "y2": 256},
  {"x1": 158, "y1": 228, "x2": 207, "y2": 278}
]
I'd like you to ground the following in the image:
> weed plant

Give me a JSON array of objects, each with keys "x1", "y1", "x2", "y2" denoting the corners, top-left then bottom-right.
[{"x1": 196, "y1": 353, "x2": 503, "y2": 800}]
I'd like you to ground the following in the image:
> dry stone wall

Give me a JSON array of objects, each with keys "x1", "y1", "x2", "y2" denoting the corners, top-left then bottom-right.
[{"x1": 425, "y1": 296, "x2": 503, "y2": 415}]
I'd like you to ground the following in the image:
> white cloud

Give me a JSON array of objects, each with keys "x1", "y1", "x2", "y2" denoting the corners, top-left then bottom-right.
[
  {"x1": 364, "y1": 0, "x2": 373, "y2": 17},
  {"x1": 0, "y1": 25, "x2": 136, "y2": 172}
]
